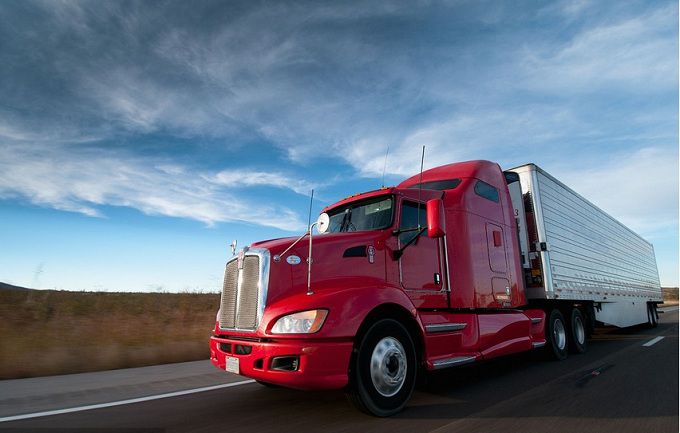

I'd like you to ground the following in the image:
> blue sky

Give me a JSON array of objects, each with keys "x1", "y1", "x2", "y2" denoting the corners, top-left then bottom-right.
[{"x1": 0, "y1": 0, "x2": 677, "y2": 291}]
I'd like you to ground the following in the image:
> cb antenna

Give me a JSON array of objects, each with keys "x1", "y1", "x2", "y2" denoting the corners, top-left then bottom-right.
[
  {"x1": 307, "y1": 189, "x2": 314, "y2": 231},
  {"x1": 381, "y1": 144, "x2": 390, "y2": 188},
  {"x1": 418, "y1": 145, "x2": 425, "y2": 229}
]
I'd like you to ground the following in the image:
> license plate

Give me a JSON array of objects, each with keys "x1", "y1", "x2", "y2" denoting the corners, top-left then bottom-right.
[{"x1": 225, "y1": 356, "x2": 240, "y2": 374}]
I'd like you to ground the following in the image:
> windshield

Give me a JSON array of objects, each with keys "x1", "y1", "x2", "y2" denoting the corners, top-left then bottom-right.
[{"x1": 326, "y1": 196, "x2": 394, "y2": 233}]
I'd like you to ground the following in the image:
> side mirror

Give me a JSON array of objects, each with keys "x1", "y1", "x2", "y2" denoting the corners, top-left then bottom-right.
[
  {"x1": 426, "y1": 199, "x2": 446, "y2": 238},
  {"x1": 316, "y1": 212, "x2": 330, "y2": 234}
]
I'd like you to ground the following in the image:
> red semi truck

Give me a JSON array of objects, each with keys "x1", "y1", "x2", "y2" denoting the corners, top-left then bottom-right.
[{"x1": 209, "y1": 160, "x2": 662, "y2": 416}]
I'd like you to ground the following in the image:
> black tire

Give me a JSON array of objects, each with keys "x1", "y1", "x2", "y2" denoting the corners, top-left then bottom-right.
[
  {"x1": 346, "y1": 319, "x2": 417, "y2": 417},
  {"x1": 584, "y1": 303, "x2": 596, "y2": 337},
  {"x1": 568, "y1": 308, "x2": 587, "y2": 354},
  {"x1": 647, "y1": 304, "x2": 658, "y2": 328},
  {"x1": 545, "y1": 309, "x2": 569, "y2": 361}
]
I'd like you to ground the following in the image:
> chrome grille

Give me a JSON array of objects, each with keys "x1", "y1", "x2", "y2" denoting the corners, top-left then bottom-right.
[
  {"x1": 218, "y1": 249, "x2": 269, "y2": 332},
  {"x1": 219, "y1": 261, "x2": 238, "y2": 328}
]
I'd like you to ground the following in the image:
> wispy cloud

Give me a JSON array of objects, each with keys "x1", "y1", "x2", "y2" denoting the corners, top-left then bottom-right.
[
  {"x1": 0, "y1": 0, "x2": 676, "y2": 231},
  {"x1": 0, "y1": 143, "x2": 309, "y2": 231},
  {"x1": 552, "y1": 146, "x2": 679, "y2": 236},
  {"x1": 209, "y1": 170, "x2": 316, "y2": 196},
  {"x1": 523, "y1": 3, "x2": 677, "y2": 94}
]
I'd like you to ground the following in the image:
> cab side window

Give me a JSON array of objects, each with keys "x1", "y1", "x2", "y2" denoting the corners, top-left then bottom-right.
[
  {"x1": 399, "y1": 201, "x2": 427, "y2": 245},
  {"x1": 474, "y1": 180, "x2": 499, "y2": 203}
]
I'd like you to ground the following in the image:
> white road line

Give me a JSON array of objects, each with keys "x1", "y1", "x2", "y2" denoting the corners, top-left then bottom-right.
[
  {"x1": 0, "y1": 379, "x2": 256, "y2": 423},
  {"x1": 642, "y1": 336, "x2": 665, "y2": 347}
]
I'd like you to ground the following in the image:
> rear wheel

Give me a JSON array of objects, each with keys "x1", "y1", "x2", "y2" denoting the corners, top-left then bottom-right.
[
  {"x1": 346, "y1": 319, "x2": 417, "y2": 417},
  {"x1": 568, "y1": 308, "x2": 587, "y2": 354},
  {"x1": 545, "y1": 309, "x2": 568, "y2": 360}
]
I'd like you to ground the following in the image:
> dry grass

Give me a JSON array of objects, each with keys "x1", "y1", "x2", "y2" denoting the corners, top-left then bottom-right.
[
  {"x1": 662, "y1": 287, "x2": 679, "y2": 307},
  {"x1": 0, "y1": 288, "x2": 219, "y2": 379}
]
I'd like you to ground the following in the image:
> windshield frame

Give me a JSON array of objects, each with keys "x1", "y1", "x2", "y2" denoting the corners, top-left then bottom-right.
[{"x1": 325, "y1": 195, "x2": 395, "y2": 233}]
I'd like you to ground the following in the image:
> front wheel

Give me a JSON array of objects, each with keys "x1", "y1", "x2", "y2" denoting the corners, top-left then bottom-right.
[{"x1": 346, "y1": 319, "x2": 417, "y2": 417}]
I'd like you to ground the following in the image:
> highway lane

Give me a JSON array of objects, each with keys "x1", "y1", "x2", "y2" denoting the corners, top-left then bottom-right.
[{"x1": 1, "y1": 308, "x2": 677, "y2": 433}]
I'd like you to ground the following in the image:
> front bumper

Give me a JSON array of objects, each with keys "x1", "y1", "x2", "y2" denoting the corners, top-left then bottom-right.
[{"x1": 209, "y1": 335, "x2": 353, "y2": 390}]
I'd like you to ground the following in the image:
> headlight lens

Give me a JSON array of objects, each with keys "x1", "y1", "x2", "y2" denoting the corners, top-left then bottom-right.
[{"x1": 271, "y1": 309, "x2": 328, "y2": 334}]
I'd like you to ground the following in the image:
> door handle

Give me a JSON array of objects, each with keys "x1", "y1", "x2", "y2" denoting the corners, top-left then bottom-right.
[{"x1": 434, "y1": 273, "x2": 441, "y2": 286}]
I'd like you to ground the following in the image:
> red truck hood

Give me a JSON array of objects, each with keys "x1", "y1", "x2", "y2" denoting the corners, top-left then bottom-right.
[{"x1": 251, "y1": 231, "x2": 390, "y2": 306}]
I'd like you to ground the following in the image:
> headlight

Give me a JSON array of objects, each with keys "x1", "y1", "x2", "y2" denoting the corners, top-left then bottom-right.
[{"x1": 271, "y1": 309, "x2": 328, "y2": 334}]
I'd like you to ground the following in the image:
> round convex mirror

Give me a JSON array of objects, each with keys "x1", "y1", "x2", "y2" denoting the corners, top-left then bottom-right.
[{"x1": 316, "y1": 213, "x2": 330, "y2": 234}]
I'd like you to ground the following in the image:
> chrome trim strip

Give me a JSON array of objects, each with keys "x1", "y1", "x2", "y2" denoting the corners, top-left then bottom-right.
[
  {"x1": 219, "y1": 248, "x2": 270, "y2": 333},
  {"x1": 443, "y1": 235, "x2": 452, "y2": 293},
  {"x1": 531, "y1": 317, "x2": 543, "y2": 324},
  {"x1": 425, "y1": 323, "x2": 467, "y2": 333},
  {"x1": 432, "y1": 356, "x2": 476, "y2": 369},
  {"x1": 532, "y1": 341, "x2": 546, "y2": 348},
  {"x1": 256, "y1": 249, "x2": 270, "y2": 327}
]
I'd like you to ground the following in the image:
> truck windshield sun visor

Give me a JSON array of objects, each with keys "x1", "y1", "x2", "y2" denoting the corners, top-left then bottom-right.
[{"x1": 326, "y1": 196, "x2": 394, "y2": 233}]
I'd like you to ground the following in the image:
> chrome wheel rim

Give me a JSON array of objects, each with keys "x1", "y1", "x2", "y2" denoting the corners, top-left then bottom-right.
[
  {"x1": 574, "y1": 315, "x2": 585, "y2": 345},
  {"x1": 370, "y1": 337, "x2": 407, "y2": 397},
  {"x1": 553, "y1": 318, "x2": 566, "y2": 351}
]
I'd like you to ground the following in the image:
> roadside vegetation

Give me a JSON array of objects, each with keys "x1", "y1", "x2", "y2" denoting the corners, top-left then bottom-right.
[
  {"x1": 0, "y1": 287, "x2": 219, "y2": 379},
  {"x1": 662, "y1": 287, "x2": 678, "y2": 306},
  {"x1": 0, "y1": 286, "x2": 676, "y2": 379}
]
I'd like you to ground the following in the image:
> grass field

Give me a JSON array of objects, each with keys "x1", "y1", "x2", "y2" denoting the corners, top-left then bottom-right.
[{"x1": 0, "y1": 288, "x2": 219, "y2": 379}]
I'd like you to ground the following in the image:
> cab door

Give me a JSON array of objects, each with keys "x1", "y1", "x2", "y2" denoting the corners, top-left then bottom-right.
[{"x1": 398, "y1": 200, "x2": 448, "y2": 309}]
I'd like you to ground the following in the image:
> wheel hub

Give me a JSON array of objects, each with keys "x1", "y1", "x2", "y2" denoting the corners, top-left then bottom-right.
[
  {"x1": 370, "y1": 337, "x2": 407, "y2": 397},
  {"x1": 574, "y1": 316, "x2": 585, "y2": 345},
  {"x1": 553, "y1": 318, "x2": 566, "y2": 351}
]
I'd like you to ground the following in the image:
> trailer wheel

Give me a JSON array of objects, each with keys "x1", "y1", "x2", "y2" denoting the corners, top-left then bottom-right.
[
  {"x1": 647, "y1": 304, "x2": 658, "y2": 328},
  {"x1": 545, "y1": 309, "x2": 568, "y2": 360},
  {"x1": 346, "y1": 319, "x2": 416, "y2": 417},
  {"x1": 568, "y1": 308, "x2": 587, "y2": 354}
]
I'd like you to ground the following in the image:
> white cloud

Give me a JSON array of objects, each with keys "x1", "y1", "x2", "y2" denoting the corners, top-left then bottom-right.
[
  {"x1": 0, "y1": 143, "x2": 308, "y2": 231},
  {"x1": 522, "y1": 4, "x2": 677, "y2": 94},
  {"x1": 341, "y1": 107, "x2": 579, "y2": 178},
  {"x1": 551, "y1": 147, "x2": 679, "y2": 236},
  {"x1": 210, "y1": 170, "x2": 315, "y2": 196}
]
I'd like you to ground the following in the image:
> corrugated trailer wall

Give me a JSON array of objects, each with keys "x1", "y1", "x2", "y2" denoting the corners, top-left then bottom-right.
[{"x1": 510, "y1": 164, "x2": 662, "y2": 306}]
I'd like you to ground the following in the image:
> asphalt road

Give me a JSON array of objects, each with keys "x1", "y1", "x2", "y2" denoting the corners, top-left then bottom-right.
[{"x1": 1, "y1": 308, "x2": 677, "y2": 433}]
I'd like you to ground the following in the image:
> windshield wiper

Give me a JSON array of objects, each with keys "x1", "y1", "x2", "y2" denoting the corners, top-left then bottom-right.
[
  {"x1": 391, "y1": 226, "x2": 422, "y2": 236},
  {"x1": 393, "y1": 226, "x2": 426, "y2": 260}
]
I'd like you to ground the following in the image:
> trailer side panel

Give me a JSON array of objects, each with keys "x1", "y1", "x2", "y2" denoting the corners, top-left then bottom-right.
[{"x1": 510, "y1": 164, "x2": 662, "y2": 305}]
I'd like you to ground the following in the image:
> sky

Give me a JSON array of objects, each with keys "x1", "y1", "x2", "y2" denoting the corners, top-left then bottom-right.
[{"x1": 0, "y1": 0, "x2": 677, "y2": 292}]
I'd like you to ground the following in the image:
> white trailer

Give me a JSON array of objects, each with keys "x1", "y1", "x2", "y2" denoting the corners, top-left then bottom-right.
[{"x1": 507, "y1": 164, "x2": 662, "y2": 328}]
